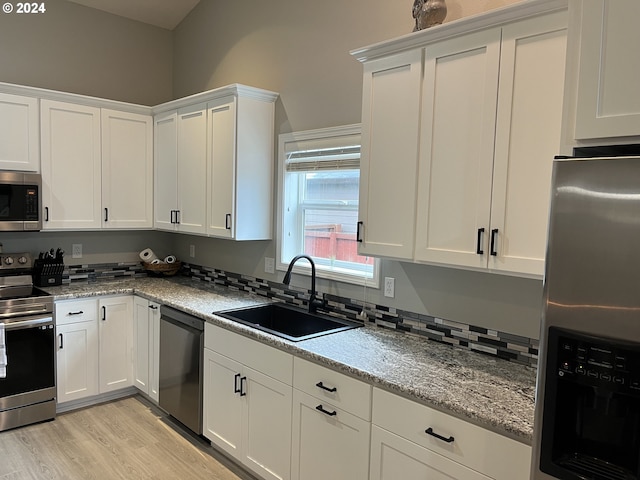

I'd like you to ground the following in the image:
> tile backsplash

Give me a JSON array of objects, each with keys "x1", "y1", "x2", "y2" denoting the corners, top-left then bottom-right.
[{"x1": 60, "y1": 260, "x2": 538, "y2": 368}]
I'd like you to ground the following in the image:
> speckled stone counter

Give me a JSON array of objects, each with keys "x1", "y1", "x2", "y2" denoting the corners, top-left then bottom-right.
[{"x1": 45, "y1": 277, "x2": 537, "y2": 443}]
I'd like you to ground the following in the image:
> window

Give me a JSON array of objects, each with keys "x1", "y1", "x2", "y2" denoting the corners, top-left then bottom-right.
[{"x1": 277, "y1": 125, "x2": 379, "y2": 286}]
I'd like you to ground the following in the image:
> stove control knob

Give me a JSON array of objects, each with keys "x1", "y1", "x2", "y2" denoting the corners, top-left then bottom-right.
[
  {"x1": 4, "y1": 257, "x2": 13, "y2": 265},
  {"x1": 17, "y1": 256, "x2": 28, "y2": 265}
]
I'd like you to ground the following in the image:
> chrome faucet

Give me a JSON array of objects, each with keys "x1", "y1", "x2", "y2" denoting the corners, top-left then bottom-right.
[{"x1": 282, "y1": 254, "x2": 325, "y2": 313}]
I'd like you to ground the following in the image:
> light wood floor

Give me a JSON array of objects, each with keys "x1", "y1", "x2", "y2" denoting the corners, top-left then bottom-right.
[{"x1": 0, "y1": 396, "x2": 255, "y2": 480}]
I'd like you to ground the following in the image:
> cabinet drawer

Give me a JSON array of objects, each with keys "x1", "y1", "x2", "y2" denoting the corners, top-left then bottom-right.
[
  {"x1": 55, "y1": 299, "x2": 98, "y2": 325},
  {"x1": 294, "y1": 357, "x2": 371, "y2": 420},
  {"x1": 372, "y1": 388, "x2": 531, "y2": 480},
  {"x1": 205, "y1": 322, "x2": 293, "y2": 385}
]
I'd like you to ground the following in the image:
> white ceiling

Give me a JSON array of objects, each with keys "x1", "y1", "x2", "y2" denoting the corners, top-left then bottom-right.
[{"x1": 67, "y1": 0, "x2": 201, "y2": 30}]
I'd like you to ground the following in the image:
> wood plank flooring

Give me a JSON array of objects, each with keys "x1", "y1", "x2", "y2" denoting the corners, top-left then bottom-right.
[{"x1": 0, "y1": 396, "x2": 255, "y2": 480}]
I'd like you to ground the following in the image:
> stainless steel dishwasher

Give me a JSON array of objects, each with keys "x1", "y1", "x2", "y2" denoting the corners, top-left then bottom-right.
[{"x1": 159, "y1": 306, "x2": 203, "y2": 435}]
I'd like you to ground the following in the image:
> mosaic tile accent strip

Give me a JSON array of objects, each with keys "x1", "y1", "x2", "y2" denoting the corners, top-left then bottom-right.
[
  {"x1": 182, "y1": 262, "x2": 539, "y2": 368},
  {"x1": 63, "y1": 262, "x2": 147, "y2": 284}
]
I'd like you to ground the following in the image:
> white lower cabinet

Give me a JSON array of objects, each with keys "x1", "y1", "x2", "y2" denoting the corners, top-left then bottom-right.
[
  {"x1": 56, "y1": 299, "x2": 99, "y2": 404},
  {"x1": 370, "y1": 425, "x2": 491, "y2": 480},
  {"x1": 370, "y1": 388, "x2": 531, "y2": 480},
  {"x1": 291, "y1": 357, "x2": 372, "y2": 480},
  {"x1": 291, "y1": 389, "x2": 370, "y2": 480},
  {"x1": 203, "y1": 323, "x2": 293, "y2": 480},
  {"x1": 55, "y1": 296, "x2": 134, "y2": 406},
  {"x1": 133, "y1": 296, "x2": 160, "y2": 402}
]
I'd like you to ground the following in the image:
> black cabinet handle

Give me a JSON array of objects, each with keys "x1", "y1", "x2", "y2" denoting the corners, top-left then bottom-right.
[
  {"x1": 101, "y1": 306, "x2": 106, "y2": 321},
  {"x1": 316, "y1": 405, "x2": 337, "y2": 417},
  {"x1": 234, "y1": 373, "x2": 241, "y2": 394},
  {"x1": 176, "y1": 210, "x2": 181, "y2": 224},
  {"x1": 170, "y1": 210, "x2": 175, "y2": 224},
  {"x1": 490, "y1": 228, "x2": 499, "y2": 256},
  {"x1": 356, "y1": 221, "x2": 363, "y2": 243},
  {"x1": 425, "y1": 427, "x2": 455, "y2": 443},
  {"x1": 68, "y1": 310, "x2": 84, "y2": 316},
  {"x1": 476, "y1": 228, "x2": 485, "y2": 255},
  {"x1": 316, "y1": 381, "x2": 337, "y2": 393},
  {"x1": 104, "y1": 208, "x2": 109, "y2": 222},
  {"x1": 149, "y1": 305, "x2": 158, "y2": 310},
  {"x1": 240, "y1": 376, "x2": 247, "y2": 396},
  {"x1": 225, "y1": 214, "x2": 231, "y2": 230},
  {"x1": 59, "y1": 333, "x2": 63, "y2": 349},
  {"x1": 45, "y1": 206, "x2": 49, "y2": 222}
]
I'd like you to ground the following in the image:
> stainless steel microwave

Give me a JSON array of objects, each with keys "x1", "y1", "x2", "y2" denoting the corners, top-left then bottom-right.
[{"x1": 0, "y1": 172, "x2": 41, "y2": 231}]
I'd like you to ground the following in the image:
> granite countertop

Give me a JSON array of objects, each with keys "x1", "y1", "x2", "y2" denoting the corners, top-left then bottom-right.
[{"x1": 45, "y1": 276, "x2": 537, "y2": 443}]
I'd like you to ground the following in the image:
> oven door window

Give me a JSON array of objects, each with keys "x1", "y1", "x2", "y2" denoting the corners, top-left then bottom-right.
[{"x1": 0, "y1": 324, "x2": 55, "y2": 397}]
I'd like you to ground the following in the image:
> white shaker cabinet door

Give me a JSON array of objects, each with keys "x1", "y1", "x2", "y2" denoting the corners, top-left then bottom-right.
[
  {"x1": 101, "y1": 109, "x2": 153, "y2": 229},
  {"x1": 0, "y1": 92, "x2": 39, "y2": 172},
  {"x1": 40, "y1": 100, "x2": 102, "y2": 230},
  {"x1": 574, "y1": 0, "x2": 640, "y2": 139},
  {"x1": 154, "y1": 111, "x2": 179, "y2": 231},
  {"x1": 98, "y1": 296, "x2": 133, "y2": 394},
  {"x1": 56, "y1": 320, "x2": 99, "y2": 404},
  {"x1": 358, "y1": 49, "x2": 422, "y2": 260},
  {"x1": 177, "y1": 103, "x2": 207, "y2": 235},
  {"x1": 414, "y1": 28, "x2": 501, "y2": 269},
  {"x1": 489, "y1": 11, "x2": 567, "y2": 276}
]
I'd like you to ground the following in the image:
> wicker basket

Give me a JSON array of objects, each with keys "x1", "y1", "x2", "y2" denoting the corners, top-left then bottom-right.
[{"x1": 141, "y1": 261, "x2": 182, "y2": 277}]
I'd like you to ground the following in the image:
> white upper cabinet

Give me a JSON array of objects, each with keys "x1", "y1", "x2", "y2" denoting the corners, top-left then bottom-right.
[
  {"x1": 207, "y1": 93, "x2": 274, "y2": 240},
  {"x1": 414, "y1": 28, "x2": 501, "y2": 270},
  {"x1": 41, "y1": 99, "x2": 153, "y2": 231},
  {"x1": 0, "y1": 92, "x2": 39, "y2": 172},
  {"x1": 353, "y1": 3, "x2": 568, "y2": 278},
  {"x1": 357, "y1": 50, "x2": 422, "y2": 260},
  {"x1": 41, "y1": 99, "x2": 102, "y2": 230},
  {"x1": 101, "y1": 109, "x2": 153, "y2": 229},
  {"x1": 153, "y1": 111, "x2": 178, "y2": 231},
  {"x1": 154, "y1": 85, "x2": 277, "y2": 240},
  {"x1": 154, "y1": 103, "x2": 208, "y2": 235},
  {"x1": 416, "y1": 11, "x2": 567, "y2": 277},
  {"x1": 573, "y1": 0, "x2": 640, "y2": 140},
  {"x1": 177, "y1": 103, "x2": 208, "y2": 235}
]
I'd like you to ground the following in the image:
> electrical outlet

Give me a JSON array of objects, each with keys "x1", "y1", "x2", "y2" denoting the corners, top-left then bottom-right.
[
  {"x1": 72, "y1": 244, "x2": 82, "y2": 259},
  {"x1": 264, "y1": 257, "x2": 275, "y2": 274},
  {"x1": 384, "y1": 277, "x2": 395, "y2": 298},
  {"x1": 189, "y1": 245, "x2": 195, "y2": 258}
]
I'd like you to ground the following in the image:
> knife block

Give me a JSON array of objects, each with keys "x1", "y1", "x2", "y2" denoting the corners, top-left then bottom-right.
[{"x1": 33, "y1": 259, "x2": 64, "y2": 287}]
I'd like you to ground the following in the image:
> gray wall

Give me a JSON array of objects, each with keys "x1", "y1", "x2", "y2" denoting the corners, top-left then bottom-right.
[
  {"x1": 0, "y1": 0, "x2": 543, "y2": 339},
  {"x1": 0, "y1": 0, "x2": 173, "y2": 105},
  {"x1": 170, "y1": 0, "x2": 543, "y2": 340}
]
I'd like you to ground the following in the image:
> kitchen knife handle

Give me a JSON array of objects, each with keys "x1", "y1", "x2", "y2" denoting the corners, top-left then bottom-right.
[
  {"x1": 425, "y1": 427, "x2": 454, "y2": 443},
  {"x1": 476, "y1": 228, "x2": 485, "y2": 255},
  {"x1": 490, "y1": 228, "x2": 499, "y2": 256}
]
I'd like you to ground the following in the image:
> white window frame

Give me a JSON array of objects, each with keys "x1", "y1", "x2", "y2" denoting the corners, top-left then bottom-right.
[{"x1": 276, "y1": 124, "x2": 380, "y2": 287}]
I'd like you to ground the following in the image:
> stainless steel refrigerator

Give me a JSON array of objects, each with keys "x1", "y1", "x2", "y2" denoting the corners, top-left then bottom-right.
[{"x1": 532, "y1": 150, "x2": 640, "y2": 480}]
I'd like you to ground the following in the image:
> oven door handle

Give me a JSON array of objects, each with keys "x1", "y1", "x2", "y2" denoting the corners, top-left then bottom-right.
[{"x1": 3, "y1": 315, "x2": 53, "y2": 331}]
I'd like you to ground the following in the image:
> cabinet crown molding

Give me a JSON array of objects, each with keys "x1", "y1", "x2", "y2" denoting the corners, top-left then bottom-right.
[
  {"x1": 152, "y1": 84, "x2": 279, "y2": 114},
  {"x1": 350, "y1": 0, "x2": 568, "y2": 63}
]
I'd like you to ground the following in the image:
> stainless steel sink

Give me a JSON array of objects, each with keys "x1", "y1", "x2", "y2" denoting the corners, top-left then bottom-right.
[{"x1": 215, "y1": 302, "x2": 361, "y2": 342}]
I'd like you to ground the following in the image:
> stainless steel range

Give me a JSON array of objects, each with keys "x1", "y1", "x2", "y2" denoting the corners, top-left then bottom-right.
[{"x1": 0, "y1": 252, "x2": 55, "y2": 432}]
